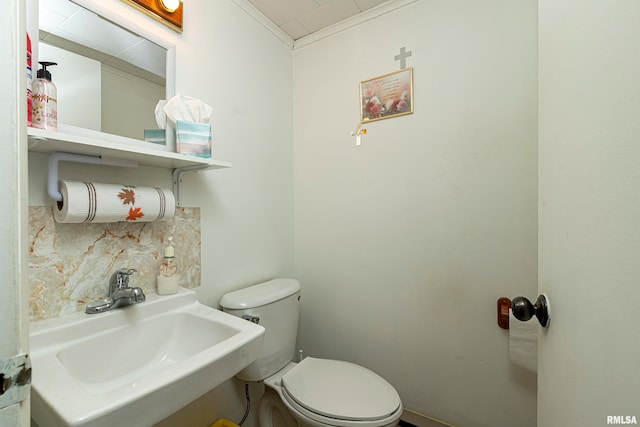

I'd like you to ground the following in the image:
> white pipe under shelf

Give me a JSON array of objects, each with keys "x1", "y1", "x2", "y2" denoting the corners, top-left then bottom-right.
[{"x1": 47, "y1": 152, "x2": 138, "y2": 201}]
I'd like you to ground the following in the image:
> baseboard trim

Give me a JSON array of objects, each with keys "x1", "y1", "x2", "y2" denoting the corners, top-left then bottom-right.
[{"x1": 401, "y1": 409, "x2": 457, "y2": 427}]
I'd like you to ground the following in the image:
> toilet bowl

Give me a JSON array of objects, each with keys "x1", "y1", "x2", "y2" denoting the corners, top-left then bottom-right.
[
  {"x1": 259, "y1": 388, "x2": 298, "y2": 427},
  {"x1": 219, "y1": 279, "x2": 403, "y2": 427}
]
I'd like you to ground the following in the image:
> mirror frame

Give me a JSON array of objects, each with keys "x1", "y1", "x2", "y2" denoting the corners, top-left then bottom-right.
[{"x1": 49, "y1": 0, "x2": 178, "y2": 151}]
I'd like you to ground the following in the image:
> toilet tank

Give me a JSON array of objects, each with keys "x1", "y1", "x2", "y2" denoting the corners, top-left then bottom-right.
[{"x1": 220, "y1": 278, "x2": 301, "y2": 381}]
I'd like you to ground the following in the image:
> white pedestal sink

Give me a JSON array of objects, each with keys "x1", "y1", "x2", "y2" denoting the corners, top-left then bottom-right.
[{"x1": 30, "y1": 287, "x2": 265, "y2": 427}]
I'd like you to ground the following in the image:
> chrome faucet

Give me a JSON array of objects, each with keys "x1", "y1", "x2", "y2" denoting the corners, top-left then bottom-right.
[{"x1": 85, "y1": 268, "x2": 146, "y2": 314}]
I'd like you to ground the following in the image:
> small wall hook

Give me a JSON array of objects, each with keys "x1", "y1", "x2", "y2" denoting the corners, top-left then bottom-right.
[
  {"x1": 511, "y1": 294, "x2": 551, "y2": 328},
  {"x1": 350, "y1": 123, "x2": 367, "y2": 146}
]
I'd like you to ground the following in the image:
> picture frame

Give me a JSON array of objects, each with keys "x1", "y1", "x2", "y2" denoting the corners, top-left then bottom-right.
[{"x1": 360, "y1": 67, "x2": 413, "y2": 123}]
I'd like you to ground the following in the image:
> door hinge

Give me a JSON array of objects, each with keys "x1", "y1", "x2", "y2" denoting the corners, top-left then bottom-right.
[{"x1": 0, "y1": 354, "x2": 31, "y2": 409}]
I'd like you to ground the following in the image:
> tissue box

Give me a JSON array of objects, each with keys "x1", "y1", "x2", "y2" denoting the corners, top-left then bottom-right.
[
  {"x1": 176, "y1": 120, "x2": 211, "y2": 158},
  {"x1": 144, "y1": 129, "x2": 166, "y2": 145}
]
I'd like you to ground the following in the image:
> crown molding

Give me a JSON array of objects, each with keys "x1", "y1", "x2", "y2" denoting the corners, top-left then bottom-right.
[
  {"x1": 229, "y1": 0, "x2": 294, "y2": 49},
  {"x1": 294, "y1": 0, "x2": 419, "y2": 50}
]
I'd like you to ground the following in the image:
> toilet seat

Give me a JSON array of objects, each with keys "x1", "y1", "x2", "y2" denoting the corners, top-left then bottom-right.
[{"x1": 280, "y1": 357, "x2": 402, "y2": 426}]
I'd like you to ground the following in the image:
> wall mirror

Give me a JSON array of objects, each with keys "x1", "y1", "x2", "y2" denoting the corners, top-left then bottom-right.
[{"x1": 37, "y1": 0, "x2": 176, "y2": 150}]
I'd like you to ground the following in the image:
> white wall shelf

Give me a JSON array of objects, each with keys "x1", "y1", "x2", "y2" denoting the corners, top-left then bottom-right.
[{"x1": 27, "y1": 127, "x2": 231, "y2": 170}]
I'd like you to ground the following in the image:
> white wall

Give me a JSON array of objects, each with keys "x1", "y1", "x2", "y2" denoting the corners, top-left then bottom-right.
[
  {"x1": 538, "y1": 0, "x2": 640, "y2": 425},
  {"x1": 293, "y1": 1, "x2": 537, "y2": 426},
  {"x1": 164, "y1": 1, "x2": 295, "y2": 422},
  {"x1": 175, "y1": 0, "x2": 295, "y2": 308}
]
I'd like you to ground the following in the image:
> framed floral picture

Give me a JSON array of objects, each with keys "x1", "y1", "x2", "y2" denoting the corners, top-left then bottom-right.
[{"x1": 360, "y1": 68, "x2": 413, "y2": 123}]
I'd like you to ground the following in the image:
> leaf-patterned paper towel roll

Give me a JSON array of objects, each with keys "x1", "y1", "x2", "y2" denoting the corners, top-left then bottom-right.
[{"x1": 54, "y1": 181, "x2": 175, "y2": 223}]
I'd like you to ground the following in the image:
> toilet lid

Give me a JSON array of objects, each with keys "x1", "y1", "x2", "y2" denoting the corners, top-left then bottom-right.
[{"x1": 281, "y1": 357, "x2": 401, "y2": 422}]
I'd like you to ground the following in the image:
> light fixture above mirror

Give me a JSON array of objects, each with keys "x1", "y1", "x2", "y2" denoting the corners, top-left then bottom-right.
[
  {"x1": 159, "y1": 0, "x2": 180, "y2": 13},
  {"x1": 121, "y1": 0, "x2": 183, "y2": 33}
]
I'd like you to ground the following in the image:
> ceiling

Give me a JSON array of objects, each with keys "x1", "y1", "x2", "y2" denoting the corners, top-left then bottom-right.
[{"x1": 244, "y1": 0, "x2": 389, "y2": 40}]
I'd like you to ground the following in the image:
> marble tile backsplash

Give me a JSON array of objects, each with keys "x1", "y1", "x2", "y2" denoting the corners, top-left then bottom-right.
[{"x1": 29, "y1": 206, "x2": 201, "y2": 321}]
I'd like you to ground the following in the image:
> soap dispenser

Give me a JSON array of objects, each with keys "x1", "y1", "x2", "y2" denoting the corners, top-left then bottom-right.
[
  {"x1": 32, "y1": 61, "x2": 58, "y2": 130},
  {"x1": 157, "y1": 236, "x2": 180, "y2": 295}
]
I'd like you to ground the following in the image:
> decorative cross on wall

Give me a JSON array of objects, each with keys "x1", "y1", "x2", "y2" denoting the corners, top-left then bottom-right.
[{"x1": 394, "y1": 47, "x2": 412, "y2": 69}]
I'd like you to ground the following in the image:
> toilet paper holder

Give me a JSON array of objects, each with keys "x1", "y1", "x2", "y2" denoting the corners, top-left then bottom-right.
[{"x1": 511, "y1": 294, "x2": 551, "y2": 328}]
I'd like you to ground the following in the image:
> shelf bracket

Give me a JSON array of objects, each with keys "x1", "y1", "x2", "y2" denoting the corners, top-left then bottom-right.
[
  {"x1": 172, "y1": 164, "x2": 214, "y2": 207},
  {"x1": 47, "y1": 152, "x2": 138, "y2": 201}
]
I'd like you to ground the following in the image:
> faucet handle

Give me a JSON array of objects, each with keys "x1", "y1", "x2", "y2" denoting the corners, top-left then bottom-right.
[{"x1": 110, "y1": 268, "x2": 137, "y2": 289}]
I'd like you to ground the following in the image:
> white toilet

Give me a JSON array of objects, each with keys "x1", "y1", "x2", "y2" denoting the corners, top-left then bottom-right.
[{"x1": 220, "y1": 278, "x2": 403, "y2": 427}]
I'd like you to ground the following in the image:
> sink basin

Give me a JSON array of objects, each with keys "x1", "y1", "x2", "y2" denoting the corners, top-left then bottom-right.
[{"x1": 30, "y1": 288, "x2": 265, "y2": 427}]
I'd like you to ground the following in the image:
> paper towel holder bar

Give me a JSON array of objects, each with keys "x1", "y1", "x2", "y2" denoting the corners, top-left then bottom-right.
[
  {"x1": 47, "y1": 152, "x2": 138, "y2": 201},
  {"x1": 511, "y1": 294, "x2": 551, "y2": 328}
]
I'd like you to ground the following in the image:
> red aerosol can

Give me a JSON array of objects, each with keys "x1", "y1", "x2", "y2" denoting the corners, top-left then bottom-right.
[{"x1": 27, "y1": 32, "x2": 33, "y2": 127}]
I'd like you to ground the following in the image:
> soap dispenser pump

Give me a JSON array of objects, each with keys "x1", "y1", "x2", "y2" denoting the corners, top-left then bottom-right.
[
  {"x1": 32, "y1": 61, "x2": 58, "y2": 130},
  {"x1": 157, "y1": 236, "x2": 180, "y2": 295}
]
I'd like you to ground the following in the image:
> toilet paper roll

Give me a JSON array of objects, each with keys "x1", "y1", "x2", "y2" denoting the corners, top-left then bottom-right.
[
  {"x1": 54, "y1": 180, "x2": 175, "y2": 223},
  {"x1": 509, "y1": 310, "x2": 538, "y2": 374}
]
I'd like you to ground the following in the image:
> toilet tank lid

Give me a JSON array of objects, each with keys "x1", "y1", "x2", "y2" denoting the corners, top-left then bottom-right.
[{"x1": 219, "y1": 278, "x2": 301, "y2": 309}]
